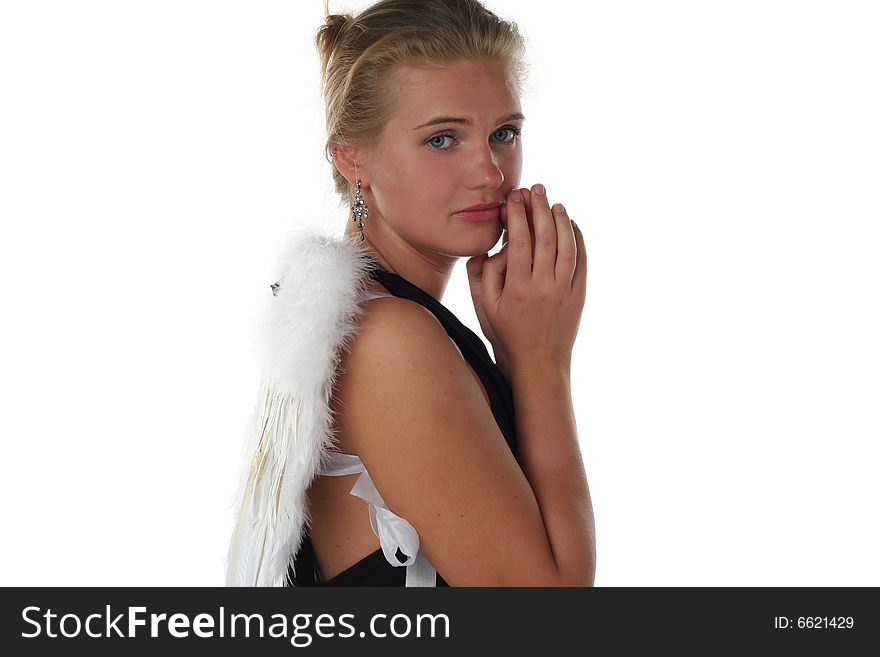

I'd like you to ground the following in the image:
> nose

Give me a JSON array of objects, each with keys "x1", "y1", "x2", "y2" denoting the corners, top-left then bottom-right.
[{"x1": 467, "y1": 142, "x2": 504, "y2": 191}]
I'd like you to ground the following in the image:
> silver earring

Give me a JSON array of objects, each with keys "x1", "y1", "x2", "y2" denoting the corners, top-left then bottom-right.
[{"x1": 351, "y1": 178, "x2": 368, "y2": 242}]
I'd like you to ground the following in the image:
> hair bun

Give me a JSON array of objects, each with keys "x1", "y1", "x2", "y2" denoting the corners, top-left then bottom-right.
[{"x1": 316, "y1": 13, "x2": 354, "y2": 79}]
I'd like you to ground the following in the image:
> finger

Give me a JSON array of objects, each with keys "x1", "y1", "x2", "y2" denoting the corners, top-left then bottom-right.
[
  {"x1": 521, "y1": 188, "x2": 536, "y2": 257},
  {"x1": 552, "y1": 202, "x2": 576, "y2": 285},
  {"x1": 498, "y1": 199, "x2": 509, "y2": 248},
  {"x1": 571, "y1": 219, "x2": 587, "y2": 293},
  {"x1": 466, "y1": 253, "x2": 486, "y2": 288},
  {"x1": 529, "y1": 183, "x2": 557, "y2": 277},
  {"x1": 466, "y1": 254, "x2": 487, "y2": 310},
  {"x1": 504, "y1": 187, "x2": 532, "y2": 282},
  {"x1": 481, "y1": 244, "x2": 508, "y2": 308}
]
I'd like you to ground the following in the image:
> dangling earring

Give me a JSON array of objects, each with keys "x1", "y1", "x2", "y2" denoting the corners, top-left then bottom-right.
[{"x1": 351, "y1": 178, "x2": 368, "y2": 242}]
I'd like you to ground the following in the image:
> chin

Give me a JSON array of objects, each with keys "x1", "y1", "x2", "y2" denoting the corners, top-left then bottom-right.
[{"x1": 460, "y1": 227, "x2": 504, "y2": 257}]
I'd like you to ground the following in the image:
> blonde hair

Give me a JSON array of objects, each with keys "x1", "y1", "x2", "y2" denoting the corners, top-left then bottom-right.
[{"x1": 315, "y1": 0, "x2": 528, "y2": 201}]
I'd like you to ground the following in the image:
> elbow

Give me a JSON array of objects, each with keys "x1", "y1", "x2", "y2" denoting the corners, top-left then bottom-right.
[
  {"x1": 556, "y1": 570, "x2": 595, "y2": 587},
  {"x1": 501, "y1": 559, "x2": 594, "y2": 587},
  {"x1": 554, "y1": 557, "x2": 596, "y2": 587}
]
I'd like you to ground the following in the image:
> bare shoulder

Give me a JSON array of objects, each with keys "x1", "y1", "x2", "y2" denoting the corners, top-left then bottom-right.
[
  {"x1": 331, "y1": 285, "x2": 564, "y2": 586},
  {"x1": 330, "y1": 288, "x2": 449, "y2": 443},
  {"x1": 352, "y1": 290, "x2": 450, "y2": 358},
  {"x1": 334, "y1": 290, "x2": 461, "y2": 422}
]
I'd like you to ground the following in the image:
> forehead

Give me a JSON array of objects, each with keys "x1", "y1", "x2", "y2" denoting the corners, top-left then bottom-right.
[{"x1": 384, "y1": 58, "x2": 520, "y2": 125}]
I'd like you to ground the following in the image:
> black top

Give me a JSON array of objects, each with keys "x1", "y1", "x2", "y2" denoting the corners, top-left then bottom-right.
[{"x1": 286, "y1": 259, "x2": 519, "y2": 586}]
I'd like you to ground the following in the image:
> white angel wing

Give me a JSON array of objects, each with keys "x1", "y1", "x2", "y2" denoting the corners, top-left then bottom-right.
[
  {"x1": 225, "y1": 377, "x2": 315, "y2": 586},
  {"x1": 225, "y1": 228, "x2": 375, "y2": 586}
]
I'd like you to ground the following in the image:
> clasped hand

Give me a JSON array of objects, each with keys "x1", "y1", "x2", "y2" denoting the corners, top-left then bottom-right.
[{"x1": 466, "y1": 183, "x2": 587, "y2": 378}]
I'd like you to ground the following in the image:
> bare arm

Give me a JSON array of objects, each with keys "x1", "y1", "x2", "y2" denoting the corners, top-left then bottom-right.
[
  {"x1": 510, "y1": 365, "x2": 595, "y2": 585},
  {"x1": 335, "y1": 299, "x2": 593, "y2": 586},
  {"x1": 339, "y1": 183, "x2": 593, "y2": 585},
  {"x1": 466, "y1": 182, "x2": 595, "y2": 584}
]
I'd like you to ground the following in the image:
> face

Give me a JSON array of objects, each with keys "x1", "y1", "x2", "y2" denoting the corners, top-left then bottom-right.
[{"x1": 362, "y1": 57, "x2": 523, "y2": 259}]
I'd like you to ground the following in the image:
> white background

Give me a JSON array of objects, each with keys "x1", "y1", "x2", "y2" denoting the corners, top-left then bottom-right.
[{"x1": 1, "y1": 0, "x2": 877, "y2": 586}]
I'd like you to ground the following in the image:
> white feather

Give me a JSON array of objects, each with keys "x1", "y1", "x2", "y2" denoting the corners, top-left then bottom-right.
[{"x1": 225, "y1": 226, "x2": 376, "y2": 586}]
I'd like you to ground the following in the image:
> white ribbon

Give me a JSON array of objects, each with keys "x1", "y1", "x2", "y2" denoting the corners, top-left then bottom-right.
[{"x1": 317, "y1": 451, "x2": 420, "y2": 567}]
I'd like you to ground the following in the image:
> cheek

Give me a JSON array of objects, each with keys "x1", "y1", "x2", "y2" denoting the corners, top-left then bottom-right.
[
  {"x1": 495, "y1": 150, "x2": 522, "y2": 190},
  {"x1": 373, "y1": 157, "x2": 438, "y2": 216},
  {"x1": 504, "y1": 148, "x2": 523, "y2": 175},
  {"x1": 381, "y1": 147, "x2": 439, "y2": 188},
  {"x1": 401, "y1": 156, "x2": 460, "y2": 199}
]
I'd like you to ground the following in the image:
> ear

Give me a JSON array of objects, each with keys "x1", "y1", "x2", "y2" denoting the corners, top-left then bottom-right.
[{"x1": 329, "y1": 143, "x2": 365, "y2": 187}]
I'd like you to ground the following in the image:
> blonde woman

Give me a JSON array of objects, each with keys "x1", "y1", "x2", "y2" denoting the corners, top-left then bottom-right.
[{"x1": 227, "y1": 0, "x2": 595, "y2": 587}]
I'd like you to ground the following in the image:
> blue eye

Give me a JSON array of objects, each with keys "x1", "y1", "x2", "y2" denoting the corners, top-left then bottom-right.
[
  {"x1": 427, "y1": 134, "x2": 455, "y2": 149},
  {"x1": 424, "y1": 125, "x2": 523, "y2": 151},
  {"x1": 493, "y1": 126, "x2": 522, "y2": 143}
]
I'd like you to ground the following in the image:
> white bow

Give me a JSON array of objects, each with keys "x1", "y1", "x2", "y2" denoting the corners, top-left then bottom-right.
[{"x1": 318, "y1": 452, "x2": 420, "y2": 567}]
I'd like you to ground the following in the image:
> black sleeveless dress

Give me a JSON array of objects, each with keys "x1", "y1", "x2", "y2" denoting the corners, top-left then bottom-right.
[{"x1": 286, "y1": 260, "x2": 519, "y2": 586}]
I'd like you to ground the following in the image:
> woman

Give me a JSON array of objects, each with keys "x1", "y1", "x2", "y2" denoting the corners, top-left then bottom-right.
[{"x1": 227, "y1": 0, "x2": 595, "y2": 587}]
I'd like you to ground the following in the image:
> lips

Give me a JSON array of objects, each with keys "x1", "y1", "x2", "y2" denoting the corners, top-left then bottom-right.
[
  {"x1": 455, "y1": 201, "x2": 504, "y2": 214},
  {"x1": 454, "y1": 203, "x2": 503, "y2": 222}
]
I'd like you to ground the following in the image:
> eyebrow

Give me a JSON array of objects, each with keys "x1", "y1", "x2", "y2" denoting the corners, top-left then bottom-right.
[{"x1": 412, "y1": 112, "x2": 526, "y2": 130}]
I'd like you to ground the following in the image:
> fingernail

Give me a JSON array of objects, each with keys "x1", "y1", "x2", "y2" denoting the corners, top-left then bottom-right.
[
  {"x1": 553, "y1": 203, "x2": 565, "y2": 213},
  {"x1": 534, "y1": 184, "x2": 546, "y2": 196},
  {"x1": 511, "y1": 190, "x2": 522, "y2": 202}
]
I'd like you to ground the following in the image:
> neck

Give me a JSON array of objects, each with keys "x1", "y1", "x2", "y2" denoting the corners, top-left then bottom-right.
[{"x1": 346, "y1": 225, "x2": 455, "y2": 302}]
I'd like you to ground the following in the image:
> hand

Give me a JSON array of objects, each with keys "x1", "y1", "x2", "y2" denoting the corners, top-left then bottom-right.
[
  {"x1": 467, "y1": 183, "x2": 587, "y2": 376},
  {"x1": 466, "y1": 248, "x2": 512, "y2": 378},
  {"x1": 465, "y1": 192, "x2": 521, "y2": 371}
]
